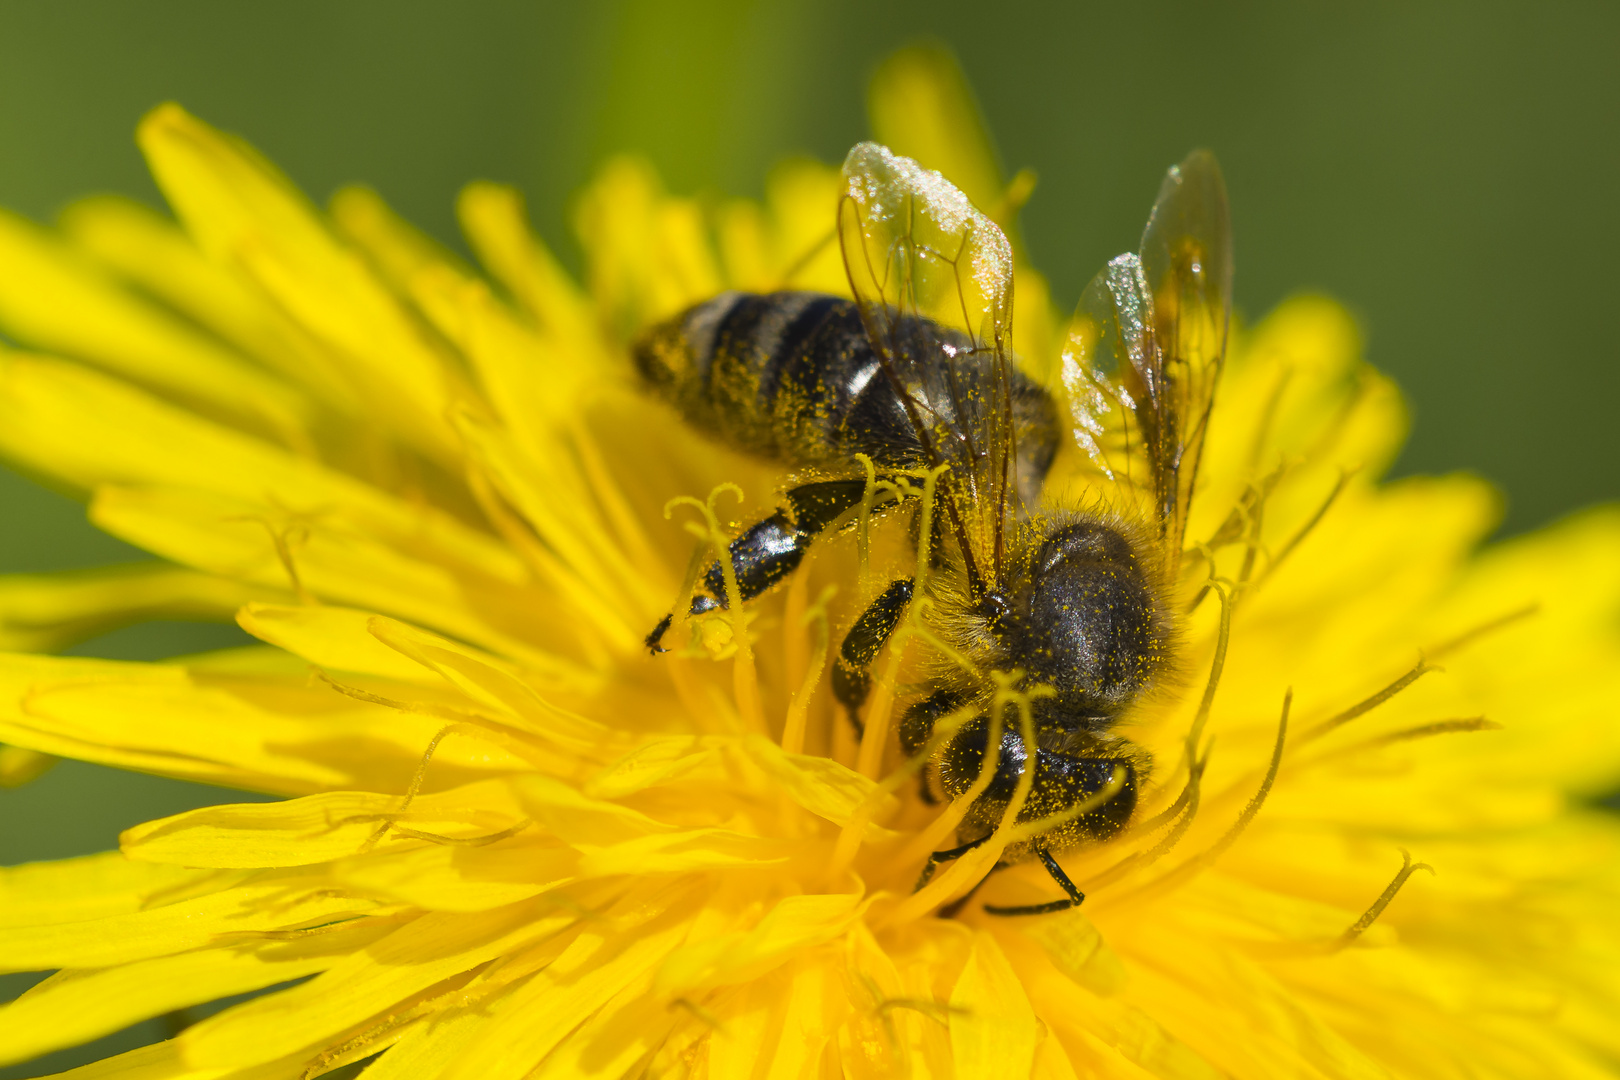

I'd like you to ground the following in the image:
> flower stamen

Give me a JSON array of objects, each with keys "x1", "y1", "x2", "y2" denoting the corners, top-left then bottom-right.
[
  {"x1": 1245, "y1": 366, "x2": 1293, "y2": 471},
  {"x1": 1333, "y1": 849, "x2": 1434, "y2": 950},
  {"x1": 1300, "y1": 659, "x2": 1439, "y2": 744},
  {"x1": 883, "y1": 675, "x2": 1042, "y2": 922},
  {"x1": 386, "y1": 819, "x2": 534, "y2": 847},
  {"x1": 1291, "y1": 717, "x2": 1502, "y2": 771},
  {"x1": 780, "y1": 583, "x2": 836, "y2": 755},
  {"x1": 1116, "y1": 689, "x2": 1290, "y2": 903},
  {"x1": 666, "y1": 483, "x2": 763, "y2": 731},
  {"x1": 669, "y1": 997, "x2": 728, "y2": 1035},
  {"x1": 230, "y1": 514, "x2": 318, "y2": 605},
  {"x1": 1425, "y1": 603, "x2": 1540, "y2": 660},
  {"x1": 1185, "y1": 578, "x2": 1234, "y2": 758},
  {"x1": 1254, "y1": 466, "x2": 1356, "y2": 590},
  {"x1": 1086, "y1": 746, "x2": 1209, "y2": 897}
]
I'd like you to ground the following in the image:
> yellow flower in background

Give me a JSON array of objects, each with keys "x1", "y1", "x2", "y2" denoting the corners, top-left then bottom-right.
[{"x1": 1, "y1": 45, "x2": 1618, "y2": 1079}]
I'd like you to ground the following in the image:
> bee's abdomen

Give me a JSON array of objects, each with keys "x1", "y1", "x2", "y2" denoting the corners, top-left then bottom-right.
[{"x1": 633, "y1": 291, "x2": 920, "y2": 467}]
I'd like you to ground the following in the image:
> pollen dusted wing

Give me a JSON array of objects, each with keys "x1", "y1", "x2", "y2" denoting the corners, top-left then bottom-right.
[
  {"x1": 837, "y1": 141, "x2": 1021, "y2": 582},
  {"x1": 1061, "y1": 150, "x2": 1232, "y2": 562}
]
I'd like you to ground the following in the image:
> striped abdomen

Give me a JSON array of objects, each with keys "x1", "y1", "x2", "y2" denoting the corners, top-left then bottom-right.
[{"x1": 633, "y1": 290, "x2": 1058, "y2": 502}]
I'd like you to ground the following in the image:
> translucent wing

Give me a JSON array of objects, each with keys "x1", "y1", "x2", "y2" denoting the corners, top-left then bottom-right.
[
  {"x1": 838, "y1": 142, "x2": 1018, "y2": 589},
  {"x1": 1061, "y1": 150, "x2": 1232, "y2": 563}
]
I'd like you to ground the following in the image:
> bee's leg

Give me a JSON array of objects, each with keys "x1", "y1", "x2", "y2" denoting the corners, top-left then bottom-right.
[
  {"x1": 900, "y1": 689, "x2": 964, "y2": 802},
  {"x1": 983, "y1": 848, "x2": 1085, "y2": 917},
  {"x1": 913, "y1": 832, "x2": 992, "y2": 892},
  {"x1": 939, "y1": 863, "x2": 1008, "y2": 919},
  {"x1": 645, "y1": 510, "x2": 802, "y2": 652},
  {"x1": 645, "y1": 479, "x2": 902, "y2": 653},
  {"x1": 644, "y1": 613, "x2": 674, "y2": 652},
  {"x1": 830, "y1": 577, "x2": 916, "y2": 734}
]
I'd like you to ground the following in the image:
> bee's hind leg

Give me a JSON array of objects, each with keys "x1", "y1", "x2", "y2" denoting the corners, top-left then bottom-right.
[
  {"x1": 644, "y1": 614, "x2": 673, "y2": 654},
  {"x1": 646, "y1": 478, "x2": 901, "y2": 655},
  {"x1": 644, "y1": 510, "x2": 803, "y2": 654},
  {"x1": 983, "y1": 848, "x2": 1085, "y2": 917}
]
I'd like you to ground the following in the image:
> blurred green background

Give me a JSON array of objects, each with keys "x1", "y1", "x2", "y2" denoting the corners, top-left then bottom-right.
[{"x1": 0, "y1": 0, "x2": 1616, "y2": 1071}]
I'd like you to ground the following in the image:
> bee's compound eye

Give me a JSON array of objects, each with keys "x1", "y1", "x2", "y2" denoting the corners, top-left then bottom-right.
[{"x1": 973, "y1": 591, "x2": 1010, "y2": 628}]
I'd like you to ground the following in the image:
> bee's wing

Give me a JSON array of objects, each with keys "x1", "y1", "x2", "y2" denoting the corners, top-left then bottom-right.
[
  {"x1": 838, "y1": 142, "x2": 1019, "y2": 588},
  {"x1": 1062, "y1": 150, "x2": 1231, "y2": 560}
]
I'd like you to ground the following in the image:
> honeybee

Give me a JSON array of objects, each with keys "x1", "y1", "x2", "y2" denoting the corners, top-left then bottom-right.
[{"x1": 636, "y1": 142, "x2": 1230, "y2": 915}]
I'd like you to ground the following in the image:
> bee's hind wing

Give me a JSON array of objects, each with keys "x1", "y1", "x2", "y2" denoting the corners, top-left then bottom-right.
[
  {"x1": 837, "y1": 142, "x2": 1020, "y2": 585},
  {"x1": 1062, "y1": 150, "x2": 1231, "y2": 563}
]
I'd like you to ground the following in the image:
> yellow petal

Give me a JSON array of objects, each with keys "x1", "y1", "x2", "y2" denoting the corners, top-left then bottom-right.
[
  {"x1": 574, "y1": 156, "x2": 722, "y2": 334},
  {"x1": 583, "y1": 737, "x2": 720, "y2": 800},
  {"x1": 137, "y1": 104, "x2": 465, "y2": 464},
  {"x1": 92, "y1": 485, "x2": 549, "y2": 668},
  {"x1": 655, "y1": 890, "x2": 866, "y2": 995},
  {"x1": 739, "y1": 734, "x2": 896, "y2": 835},
  {"x1": 178, "y1": 900, "x2": 580, "y2": 1070},
  {"x1": 0, "y1": 917, "x2": 395, "y2": 1066},
  {"x1": 122, "y1": 779, "x2": 527, "y2": 868},
  {"x1": 345, "y1": 1002, "x2": 493, "y2": 1080},
  {"x1": 761, "y1": 158, "x2": 846, "y2": 296},
  {"x1": 364, "y1": 615, "x2": 608, "y2": 739},
  {"x1": 1007, "y1": 908, "x2": 1126, "y2": 997},
  {"x1": 0, "y1": 652, "x2": 527, "y2": 795},
  {"x1": 59, "y1": 194, "x2": 351, "y2": 410},
  {"x1": 455, "y1": 182, "x2": 594, "y2": 350},
  {"x1": 333, "y1": 838, "x2": 578, "y2": 913},
  {"x1": 0, "y1": 351, "x2": 524, "y2": 584},
  {"x1": 510, "y1": 773, "x2": 680, "y2": 845},
  {"x1": 527, "y1": 976, "x2": 681, "y2": 1080},
  {"x1": 576, "y1": 828, "x2": 791, "y2": 877},
  {"x1": 0, "y1": 654, "x2": 343, "y2": 792},
  {"x1": 449, "y1": 409, "x2": 649, "y2": 652},
  {"x1": 0, "y1": 563, "x2": 273, "y2": 654},
  {"x1": 949, "y1": 931, "x2": 1039, "y2": 1080},
  {"x1": 436, "y1": 887, "x2": 699, "y2": 1080},
  {"x1": 2, "y1": 877, "x2": 396, "y2": 971},
  {"x1": 695, "y1": 961, "x2": 802, "y2": 1078},
  {"x1": 234, "y1": 603, "x2": 447, "y2": 684},
  {"x1": 0, "y1": 744, "x2": 55, "y2": 786},
  {"x1": 0, "y1": 210, "x2": 311, "y2": 445},
  {"x1": 121, "y1": 791, "x2": 404, "y2": 868},
  {"x1": 0, "y1": 851, "x2": 214, "y2": 929},
  {"x1": 327, "y1": 185, "x2": 465, "y2": 299},
  {"x1": 26, "y1": 1041, "x2": 193, "y2": 1080}
]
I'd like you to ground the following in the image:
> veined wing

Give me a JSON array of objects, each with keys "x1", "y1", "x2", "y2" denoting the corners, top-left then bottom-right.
[
  {"x1": 837, "y1": 141, "x2": 1019, "y2": 589},
  {"x1": 1061, "y1": 150, "x2": 1232, "y2": 564}
]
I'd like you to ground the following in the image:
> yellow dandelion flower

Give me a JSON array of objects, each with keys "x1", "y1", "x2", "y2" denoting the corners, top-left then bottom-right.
[{"x1": 2, "y1": 49, "x2": 1619, "y2": 1080}]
